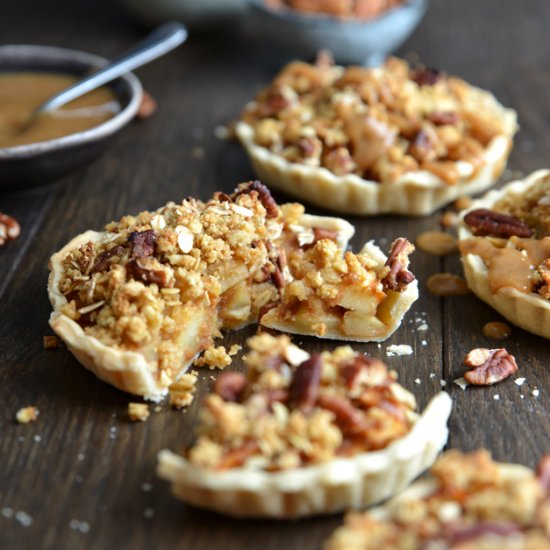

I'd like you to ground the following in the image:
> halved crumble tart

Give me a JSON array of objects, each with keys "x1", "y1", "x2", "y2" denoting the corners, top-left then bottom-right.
[
  {"x1": 325, "y1": 450, "x2": 550, "y2": 549},
  {"x1": 48, "y1": 181, "x2": 418, "y2": 401},
  {"x1": 458, "y1": 170, "x2": 550, "y2": 339},
  {"x1": 157, "y1": 334, "x2": 452, "y2": 518},
  {"x1": 237, "y1": 56, "x2": 517, "y2": 216}
]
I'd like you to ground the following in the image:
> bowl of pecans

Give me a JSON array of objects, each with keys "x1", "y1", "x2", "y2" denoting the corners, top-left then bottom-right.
[{"x1": 248, "y1": 0, "x2": 428, "y2": 66}]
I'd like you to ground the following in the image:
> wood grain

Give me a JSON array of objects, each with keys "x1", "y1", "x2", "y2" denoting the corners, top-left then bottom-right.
[{"x1": 1, "y1": 0, "x2": 549, "y2": 548}]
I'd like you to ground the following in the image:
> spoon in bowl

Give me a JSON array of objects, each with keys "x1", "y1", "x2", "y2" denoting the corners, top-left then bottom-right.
[{"x1": 23, "y1": 21, "x2": 187, "y2": 128}]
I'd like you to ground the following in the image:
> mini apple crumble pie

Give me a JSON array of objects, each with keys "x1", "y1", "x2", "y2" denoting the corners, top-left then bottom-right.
[
  {"x1": 48, "y1": 181, "x2": 418, "y2": 400},
  {"x1": 458, "y1": 170, "x2": 550, "y2": 339},
  {"x1": 157, "y1": 334, "x2": 451, "y2": 518},
  {"x1": 326, "y1": 450, "x2": 550, "y2": 549},
  {"x1": 237, "y1": 56, "x2": 517, "y2": 215}
]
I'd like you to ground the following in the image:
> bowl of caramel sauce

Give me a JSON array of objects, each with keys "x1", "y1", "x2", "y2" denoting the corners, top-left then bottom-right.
[{"x1": 0, "y1": 45, "x2": 142, "y2": 190}]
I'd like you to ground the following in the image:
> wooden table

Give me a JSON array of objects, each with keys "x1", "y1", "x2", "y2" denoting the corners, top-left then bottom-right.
[{"x1": 2, "y1": 0, "x2": 549, "y2": 547}]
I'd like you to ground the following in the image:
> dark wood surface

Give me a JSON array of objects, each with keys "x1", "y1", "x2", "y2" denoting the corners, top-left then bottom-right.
[{"x1": 2, "y1": 1, "x2": 550, "y2": 548}]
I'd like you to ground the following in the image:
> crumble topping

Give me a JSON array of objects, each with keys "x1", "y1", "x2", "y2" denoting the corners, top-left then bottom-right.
[
  {"x1": 325, "y1": 450, "x2": 550, "y2": 550},
  {"x1": 186, "y1": 334, "x2": 417, "y2": 471},
  {"x1": 194, "y1": 345, "x2": 233, "y2": 370},
  {"x1": 242, "y1": 56, "x2": 514, "y2": 185},
  {"x1": 169, "y1": 373, "x2": 198, "y2": 409}
]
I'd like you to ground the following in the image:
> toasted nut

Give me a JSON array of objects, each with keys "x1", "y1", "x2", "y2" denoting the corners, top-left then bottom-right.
[
  {"x1": 128, "y1": 402, "x2": 150, "y2": 422},
  {"x1": 464, "y1": 208, "x2": 533, "y2": 238},
  {"x1": 463, "y1": 347, "x2": 518, "y2": 385},
  {"x1": 382, "y1": 238, "x2": 416, "y2": 291},
  {"x1": 128, "y1": 230, "x2": 156, "y2": 257},
  {"x1": 233, "y1": 180, "x2": 279, "y2": 218},
  {"x1": 427, "y1": 273, "x2": 470, "y2": 296},
  {"x1": 317, "y1": 394, "x2": 364, "y2": 435},
  {"x1": 16, "y1": 406, "x2": 39, "y2": 424},
  {"x1": 136, "y1": 91, "x2": 157, "y2": 120},
  {"x1": 454, "y1": 196, "x2": 473, "y2": 211},
  {"x1": 416, "y1": 231, "x2": 458, "y2": 256},
  {"x1": 0, "y1": 212, "x2": 21, "y2": 246},
  {"x1": 43, "y1": 335, "x2": 60, "y2": 349},
  {"x1": 289, "y1": 354, "x2": 322, "y2": 413},
  {"x1": 440, "y1": 211, "x2": 459, "y2": 229},
  {"x1": 411, "y1": 66, "x2": 442, "y2": 86},
  {"x1": 482, "y1": 322, "x2": 512, "y2": 340},
  {"x1": 214, "y1": 371, "x2": 246, "y2": 402}
]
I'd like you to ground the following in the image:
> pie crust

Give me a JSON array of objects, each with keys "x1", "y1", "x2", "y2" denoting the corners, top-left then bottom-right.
[
  {"x1": 48, "y1": 185, "x2": 418, "y2": 401},
  {"x1": 458, "y1": 169, "x2": 550, "y2": 339},
  {"x1": 157, "y1": 342, "x2": 451, "y2": 518},
  {"x1": 325, "y1": 450, "x2": 550, "y2": 549},
  {"x1": 237, "y1": 57, "x2": 517, "y2": 216}
]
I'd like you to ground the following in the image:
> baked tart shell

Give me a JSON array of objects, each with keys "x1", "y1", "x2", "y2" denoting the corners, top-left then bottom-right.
[
  {"x1": 156, "y1": 391, "x2": 452, "y2": 519},
  {"x1": 458, "y1": 169, "x2": 550, "y2": 339},
  {"x1": 237, "y1": 113, "x2": 515, "y2": 217}
]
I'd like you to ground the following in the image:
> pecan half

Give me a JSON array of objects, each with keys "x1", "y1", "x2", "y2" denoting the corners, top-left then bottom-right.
[
  {"x1": 446, "y1": 522, "x2": 521, "y2": 545},
  {"x1": 317, "y1": 394, "x2": 364, "y2": 436},
  {"x1": 0, "y1": 212, "x2": 21, "y2": 246},
  {"x1": 289, "y1": 355, "x2": 322, "y2": 413},
  {"x1": 463, "y1": 208, "x2": 533, "y2": 238},
  {"x1": 381, "y1": 238, "x2": 416, "y2": 292},
  {"x1": 409, "y1": 129, "x2": 436, "y2": 163},
  {"x1": 463, "y1": 347, "x2": 518, "y2": 385},
  {"x1": 411, "y1": 66, "x2": 442, "y2": 86},
  {"x1": 128, "y1": 230, "x2": 157, "y2": 257},
  {"x1": 214, "y1": 371, "x2": 247, "y2": 402},
  {"x1": 233, "y1": 181, "x2": 279, "y2": 218},
  {"x1": 126, "y1": 257, "x2": 169, "y2": 287}
]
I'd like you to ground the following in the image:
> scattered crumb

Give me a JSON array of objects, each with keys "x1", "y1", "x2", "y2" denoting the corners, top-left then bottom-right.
[
  {"x1": 75, "y1": 475, "x2": 84, "y2": 483},
  {"x1": 414, "y1": 378, "x2": 421, "y2": 385},
  {"x1": 154, "y1": 406, "x2": 162, "y2": 413},
  {"x1": 429, "y1": 373, "x2": 435, "y2": 379},
  {"x1": 43, "y1": 335, "x2": 60, "y2": 349},
  {"x1": 141, "y1": 483, "x2": 153, "y2": 492},
  {"x1": 143, "y1": 508, "x2": 155, "y2": 520},
  {"x1": 33, "y1": 435, "x2": 42, "y2": 443},
  {"x1": 2, "y1": 507, "x2": 13, "y2": 519},
  {"x1": 128, "y1": 403, "x2": 150, "y2": 422},
  {"x1": 417, "y1": 323, "x2": 428, "y2": 331},
  {"x1": 454, "y1": 377, "x2": 469, "y2": 390},
  {"x1": 15, "y1": 511, "x2": 33, "y2": 527},
  {"x1": 515, "y1": 378, "x2": 526, "y2": 386},
  {"x1": 533, "y1": 389, "x2": 540, "y2": 397},
  {"x1": 77, "y1": 453, "x2": 85, "y2": 461},
  {"x1": 386, "y1": 344, "x2": 413, "y2": 357},
  {"x1": 16, "y1": 406, "x2": 39, "y2": 424},
  {"x1": 228, "y1": 344, "x2": 242, "y2": 356},
  {"x1": 194, "y1": 345, "x2": 232, "y2": 369},
  {"x1": 191, "y1": 146, "x2": 205, "y2": 159},
  {"x1": 440, "y1": 379, "x2": 447, "y2": 387},
  {"x1": 69, "y1": 519, "x2": 90, "y2": 533},
  {"x1": 421, "y1": 340, "x2": 427, "y2": 346},
  {"x1": 169, "y1": 372, "x2": 198, "y2": 409},
  {"x1": 493, "y1": 394, "x2": 500, "y2": 400},
  {"x1": 214, "y1": 125, "x2": 231, "y2": 140}
]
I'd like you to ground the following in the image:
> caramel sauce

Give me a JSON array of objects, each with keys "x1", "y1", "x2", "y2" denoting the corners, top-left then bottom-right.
[
  {"x1": 0, "y1": 72, "x2": 119, "y2": 148},
  {"x1": 460, "y1": 236, "x2": 550, "y2": 293}
]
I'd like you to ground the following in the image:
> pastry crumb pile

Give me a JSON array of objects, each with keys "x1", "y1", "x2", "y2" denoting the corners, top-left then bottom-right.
[
  {"x1": 242, "y1": 56, "x2": 513, "y2": 185},
  {"x1": 326, "y1": 450, "x2": 550, "y2": 549},
  {"x1": 187, "y1": 334, "x2": 417, "y2": 471}
]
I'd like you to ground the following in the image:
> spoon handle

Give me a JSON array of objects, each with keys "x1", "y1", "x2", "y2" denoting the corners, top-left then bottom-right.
[{"x1": 38, "y1": 22, "x2": 188, "y2": 114}]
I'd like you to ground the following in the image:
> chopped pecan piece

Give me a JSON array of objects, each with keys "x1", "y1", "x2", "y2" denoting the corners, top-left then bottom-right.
[
  {"x1": 536, "y1": 455, "x2": 550, "y2": 493},
  {"x1": 258, "y1": 85, "x2": 295, "y2": 117},
  {"x1": 214, "y1": 371, "x2": 247, "y2": 402},
  {"x1": 126, "y1": 257, "x2": 169, "y2": 287},
  {"x1": 447, "y1": 522, "x2": 521, "y2": 545},
  {"x1": 128, "y1": 230, "x2": 157, "y2": 257},
  {"x1": 428, "y1": 111, "x2": 459, "y2": 126},
  {"x1": 411, "y1": 66, "x2": 442, "y2": 86},
  {"x1": 341, "y1": 355, "x2": 387, "y2": 388},
  {"x1": 381, "y1": 238, "x2": 415, "y2": 291},
  {"x1": 91, "y1": 245, "x2": 126, "y2": 273},
  {"x1": 463, "y1": 208, "x2": 533, "y2": 238},
  {"x1": 317, "y1": 394, "x2": 364, "y2": 436},
  {"x1": 312, "y1": 227, "x2": 338, "y2": 243},
  {"x1": 217, "y1": 440, "x2": 259, "y2": 470},
  {"x1": 233, "y1": 181, "x2": 279, "y2": 218},
  {"x1": 0, "y1": 212, "x2": 21, "y2": 246},
  {"x1": 463, "y1": 347, "x2": 518, "y2": 385},
  {"x1": 409, "y1": 129, "x2": 436, "y2": 163},
  {"x1": 289, "y1": 355, "x2": 322, "y2": 413}
]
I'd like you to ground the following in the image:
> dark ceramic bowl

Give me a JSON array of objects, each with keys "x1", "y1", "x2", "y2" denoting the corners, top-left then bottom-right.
[
  {"x1": 0, "y1": 45, "x2": 143, "y2": 191},
  {"x1": 248, "y1": 0, "x2": 429, "y2": 66}
]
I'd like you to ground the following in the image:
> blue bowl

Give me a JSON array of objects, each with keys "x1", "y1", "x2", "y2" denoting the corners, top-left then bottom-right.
[{"x1": 248, "y1": 0, "x2": 428, "y2": 66}]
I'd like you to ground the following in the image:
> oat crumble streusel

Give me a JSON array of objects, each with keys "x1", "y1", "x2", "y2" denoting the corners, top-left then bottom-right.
[
  {"x1": 325, "y1": 450, "x2": 550, "y2": 549},
  {"x1": 242, "y1": 56, "x2": 512, "y2": 185},
  {"x1": 186, "y1": 334, "x2": 418, "y2": 471}
]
